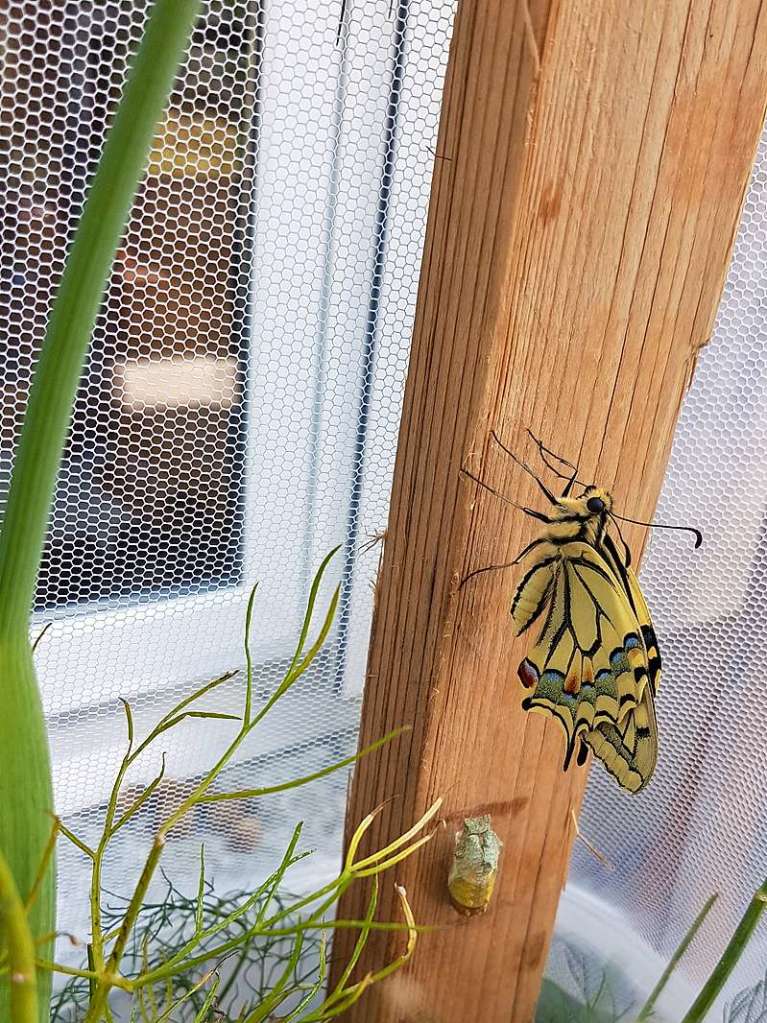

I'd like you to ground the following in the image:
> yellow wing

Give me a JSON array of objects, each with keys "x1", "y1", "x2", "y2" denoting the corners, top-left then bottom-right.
[
  {"x1": 579, "y1": 545, "x2": 661, "y2": 791},
  {"x1": 625, "y1": 566, "x2": 662, "y2": 696},
  {"x1": 600, "y1": 534, "x2": 662, "y2": 696},
  {"x1": 513, "y1": 542, "x2": 652, "y2": 775},
  {"x1": 581, "y1": 686, "x2": 658, "y2": 793}
]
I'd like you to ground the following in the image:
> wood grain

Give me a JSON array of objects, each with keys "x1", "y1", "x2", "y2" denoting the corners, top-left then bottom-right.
[{"x1": 332, "y1": 1, "x2": 767, "y2": 1020}]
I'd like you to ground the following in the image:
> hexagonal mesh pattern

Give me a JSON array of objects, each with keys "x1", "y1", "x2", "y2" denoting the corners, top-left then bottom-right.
[
  {"x1": 560, "y1": 121, "x2": 767, "y2": 1017},
  {"x1": 1, "y1": 0, "x2": 455, "y2": 981}
]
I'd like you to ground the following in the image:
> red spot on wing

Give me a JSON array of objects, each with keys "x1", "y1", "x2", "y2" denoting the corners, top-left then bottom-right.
[{"x1": 518, "y1": 658, "x2": 538, "y2": 689}]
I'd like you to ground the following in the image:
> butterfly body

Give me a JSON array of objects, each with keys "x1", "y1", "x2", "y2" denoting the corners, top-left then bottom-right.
[{"x1": 510, "y1": 485, "x2": 661, "y2": 793}]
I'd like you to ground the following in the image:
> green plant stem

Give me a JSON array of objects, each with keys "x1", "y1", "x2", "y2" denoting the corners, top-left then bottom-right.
[
  {"x1": 191, "y1": 979, "x2": 220, "y2": 1023},
  {"x1": 0, "y1": 849, "x2": 38, "y2": 1023},
  {"x1": 303, "y1": 884, "x2": 418, "y2": 1022},
  {"x1": 0, "y1": 1, "x2": 201, "y2": 1023},
  {"x1": 24, "y1": 819, "x2": 60, "y2": 914},
  {"x1": 154, "y1": 828, "x2": 305, "y2": 978},
  {"x1": 133, "y1": 799, "x2": 439, "y2": 993},
  {"x1": 197, "y1": 727, "x2": 409, "y2": 803},
  {"x1": 135, "y1": 876, "x2": 352, "y2": 989},
  {"x1": 680, "y1": 879, "x2": 767, "y2": 1023},
  {"x1": 636, "y1": 893, "x2": 718, "y2": 1022},
  {"x1": 45, "y1": 552, "x2": 428, "y2": 1017},
  {"x1": 84, "y1": 840, "x2": 166, "y2": 1023},
  {"x1": 89, "y1": 745, "x2": 160, "y2": 972},
  {"x1": 34, "y1": 962, "x2": 132, "y2": 993},
  {"x1": 84, "y1": 555, "x2": 339, "y2": 1013},
  {"x1": 0, "y1": 637, "x2": 53, "y2": 1023},
  {"x1": 157, "y1": 557, "x2": 340, "y2": 837},
  {"x1": 0, "y1": 0, "x2": 200, "y2": 632},
  {"x1": 0, "y1": 1, "x2": 200, "y2": 1021}
]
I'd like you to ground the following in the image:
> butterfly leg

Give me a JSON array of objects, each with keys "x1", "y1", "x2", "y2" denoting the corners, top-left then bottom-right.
[
  {"x1": 490, "y1": 431, "x2": 559, "y2": 505},
  {"x1": 459, "y1": 467, "x2": 553, "y2": 523},
  {"x1": 458, "y1": 559, "x2": 517, "y2": 592},
  {"x1": 458, "y1": 536, "x2": 549, "y2": 591},
  {"x1": 561, "y1": 465, "x2": 579, "y2": 498},
  {"x1": 527, "y1": 429, "x2": 578, "y2": 477},
  {"x1": 526, "y1": 429, "x2": 583, "y2": 497},
  {"x1": 458, "y1": 457, "x2": 558, "y2": 589}
]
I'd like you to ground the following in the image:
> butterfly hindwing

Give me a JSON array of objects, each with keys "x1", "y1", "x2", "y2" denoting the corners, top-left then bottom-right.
[
  {"x1": 577, "y1": 541, "x2": 660, "y2": 791},
  {"x1": 514, "y1": 541, "x2": 653, "y2": 774},
  {"x1": 582, "y1": 683, "x2": 658, "y2": 793}
]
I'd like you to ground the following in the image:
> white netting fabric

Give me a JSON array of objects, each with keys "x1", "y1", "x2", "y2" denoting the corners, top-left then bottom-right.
[
  {"x1": 559, "y1": 122, "x2": 767, "y2": 1019},
  {"x1": 0, "y1": 0, "x2": 455, "y2": 993},
  {"x1": 9, "y1": 2, "x2": 767, "y2": 1016}
]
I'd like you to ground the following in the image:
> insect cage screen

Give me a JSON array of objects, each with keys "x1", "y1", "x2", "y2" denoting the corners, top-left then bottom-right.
[
  {"x1": 1, "y1": 0, "x2": 456, "y2": 997},
  {"x1": 551, "y1": 121, "x2": 767, "y2": 1021}
]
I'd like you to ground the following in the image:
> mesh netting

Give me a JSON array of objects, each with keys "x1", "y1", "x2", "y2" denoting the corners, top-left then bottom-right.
[
  {"x1": 1, "y1": 0, "x2": 455, "y2": 984},
  {"x1": 8, "y1": 2, "x2": 767, "y2": 1017},
  {"x1": 559, "y1": 122, "x2": 767, "y2": 1019}
]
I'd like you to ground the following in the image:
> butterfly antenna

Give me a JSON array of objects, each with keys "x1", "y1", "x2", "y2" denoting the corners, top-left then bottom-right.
[{"x1": 611, "y1": 512, "x2": 703, "y2": 548}]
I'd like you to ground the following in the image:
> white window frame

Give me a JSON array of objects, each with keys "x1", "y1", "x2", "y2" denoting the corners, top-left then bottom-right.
[{"x1": 25, "y1": 0, "x2": 453, "y2": 811}]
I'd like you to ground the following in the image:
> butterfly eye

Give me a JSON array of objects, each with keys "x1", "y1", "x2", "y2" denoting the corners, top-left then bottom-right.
[{"x1": 586, "y1": 496, "x2": 605, "y2": 515}]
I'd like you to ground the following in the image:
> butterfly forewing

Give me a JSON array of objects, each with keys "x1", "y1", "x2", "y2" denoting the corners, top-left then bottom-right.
[
  {"x1": 600, "y1": 534, "x2": 663, "y2": 697},
  {"x1": 510, "y1": 549, "x2": 558, "y2": 635}
]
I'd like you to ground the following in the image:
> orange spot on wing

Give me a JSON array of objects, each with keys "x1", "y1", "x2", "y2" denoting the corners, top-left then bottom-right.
[{"x1": 564, "y1": 672, "x2": 581, "y2": 695}]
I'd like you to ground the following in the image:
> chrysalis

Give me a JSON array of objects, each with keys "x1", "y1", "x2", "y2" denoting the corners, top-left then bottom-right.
[{"x1": 447, "y1": 815, "x2": 503, "y2": 915}]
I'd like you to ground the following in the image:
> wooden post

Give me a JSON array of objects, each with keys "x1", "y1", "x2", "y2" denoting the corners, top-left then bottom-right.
[{"x1": 333, "y1": 2, "x2": 767, "y2": 1020}]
